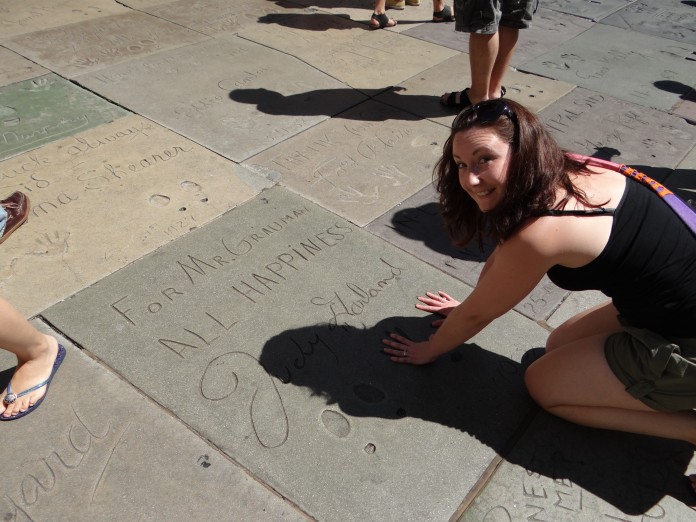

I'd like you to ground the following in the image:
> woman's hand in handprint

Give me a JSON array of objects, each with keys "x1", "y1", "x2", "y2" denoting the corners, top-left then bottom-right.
[{"x1": 415, "y1": 291, "x2": 460, "y2": 326}]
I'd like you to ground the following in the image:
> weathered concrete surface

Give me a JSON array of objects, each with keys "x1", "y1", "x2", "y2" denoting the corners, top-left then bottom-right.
[
  {"x1": 244, "y1": 101, "x2": 448, "y2": 226},
  {"x1": 74, "y1": 35, "x2": 367, "y2": 162},
  {"x1": 1, "y1": 1, "x2": 695, "y2": 520},
  {"x1": 539, "y1": 88, "x2": 696, "y2": 167},
  {"x1": 0, "y1": 321, "x2": 309, "y2": 522},
  {"x1": 0, "y1": 74, "x2": 128, "y2": 161},
  {"x1": 0, "y1": 47, "x2": 48, "y2": 87},
  {"x1": 541, "y1": 0, "x2": 634, "y2": 22},
  {"x1": 521, "y1": 24, "x2": 696, "y2": 112},
  {"x1": 44, "y1": 187, "x2": 549, "y2": 522},
  {"x1": 673, "y1": 89, "x2": 696, "y2": 125},
  {"x1": 0, "y1": 0, "x2": 128, "y2": 39},
  {"x1": 0, "y1": 114, "x2": 264, "y2": 317},
  {"x1": 600, "y1": 0, "x2": 696, "y2": 45},
  {"x1": 143, "y1": 0, "x2": 306, "y2": 37},
  {"x1": 374, "y1": 53, "x2": 575, "y2": 127},
  {"x1": 546, "y1": 290, "x2": 608, "y2": 329},
  {"x1": 457, "y1": 412, "x2": 696, "y2": 522},
  {"x1": 239, "y1": 16, "x2": 458, "y2": 91},
  {"x1": 3, "y1": 11, "x2": 209, "y2": 78}
]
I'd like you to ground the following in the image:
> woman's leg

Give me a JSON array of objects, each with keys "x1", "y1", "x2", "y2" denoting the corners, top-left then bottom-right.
[
  {"x1": 526, "y1": 332, "x2": 696, "y2": 444},
  {"x1": 0, "y1": 297, "x2": 59, "y2": 418},
  {"x1": 546, "y1": 300, "x2": 622, "y2": 352}
]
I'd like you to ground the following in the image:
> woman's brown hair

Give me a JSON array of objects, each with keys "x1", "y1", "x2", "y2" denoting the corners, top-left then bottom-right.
[{"x1": 435, "y1": 99, "x2": 600, "y2": 247}]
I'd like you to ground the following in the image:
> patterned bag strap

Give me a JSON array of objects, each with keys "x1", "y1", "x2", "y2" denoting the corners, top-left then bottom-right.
[{"x1": 567, "y1": 153, "x2": 696, "y2": 237}]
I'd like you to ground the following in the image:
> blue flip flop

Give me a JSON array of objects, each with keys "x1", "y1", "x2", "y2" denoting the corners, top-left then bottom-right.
[{"x1": 0, "y1": 344, "x2": 66, "y2": 421}]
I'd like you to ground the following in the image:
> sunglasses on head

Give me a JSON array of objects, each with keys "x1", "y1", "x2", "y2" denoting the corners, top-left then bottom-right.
[{"x1": 452, "y1": 99, "x2": 517, "y2": 129}]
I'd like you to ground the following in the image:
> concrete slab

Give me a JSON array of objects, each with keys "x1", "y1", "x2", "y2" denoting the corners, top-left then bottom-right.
[
  {"x1": 541, "y1": 0, "x2": 634, "y2": 22},
  {"x1": 546, "y1": 290, "x2": 608, "y2": 329},
  {"x1": 673, "y1": 88, "x2": 696, "y2": 125},
  {"x1": 521, "y1": 24, "x2": 696, "y2": 112},
  {"x1": 244, "y1": 100, "x2": 448, "y2": 226},
  {"x1": 280, "y1": 0, "x2": 431, "y2": 33},
  {"x1": 3, "y1": 11, "x2": 209, "y2": 78},
  {"x1": 457, "y1": 412, "x2": 696, "y2": 521},
  {"x1": 403, "y1": 7, "x2": 594, "y2": 68},
  {"x1": 375, "y1": 53, "x2": 575, "y2": 127},
  {"x1": 74, "y1": 35, "x2": 366, "y2": 162},
  {"x1": 238, "y1": 15, "x2": 458, "y2": 90},
  {"x1": 117, "y1": 0, "x2": 174, "y2": 7},
  {"x1": 600, "y1": 0, "x2": 696, "y2": 45},
  {"x1": 0, "y1": 73, "x2": 128, "y2": 161},
  {"x1": 44, "y1": 187, "x2": 549, "y2": 522},
  {"x1": 538, "y1": 87, "x2": 696, "y2": 167},
  {"x1": 0, "y1": 0, "x2": 129, "y2": 39},
  {"x1": 145, "y1": 0, "x2": 328, "y2": 37},
  {"x1": 0, "y1": 321, "x2": 307, "y2": 522},
  {"x1": 0, "y1": 114, "x2": 264, "y2": 317},
  {"x1": 365, "y1": 185, "x2": 570, "y2": 321},
  {"x1": 0, "y1": 47, "x2": 48, "y2": 87},
  {"x1": 144, "y1": 0, "x2": 310, "y2": 37}
]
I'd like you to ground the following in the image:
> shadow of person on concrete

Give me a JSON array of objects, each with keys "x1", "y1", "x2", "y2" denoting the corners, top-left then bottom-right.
[
  {"x1": 592, "y1": 146, "x2": 696, "y2": 203},
  {"x1": 386, "y1": 200, "x2": 495, "y2": 261},
  {"x1": 257, "y1": 11, "x2": 368, "y2": 31},
  {"x1": 228, "y1": 87, "x2": 449, "y2": 120},
  {"x1": 258, "y1": 317, "x2": 696, "y2": 515},
  {"x1": 654, "y1": 80, "x2": 693, "y2": 100}
]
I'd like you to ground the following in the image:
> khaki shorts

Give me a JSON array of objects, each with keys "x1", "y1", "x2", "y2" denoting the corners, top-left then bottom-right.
[
  {"x1": 605, "y1": 321, "x2": 696, "y2": 412},
  {"x1": 454, "y1": 0, "x2": 536, "y2": 33}
]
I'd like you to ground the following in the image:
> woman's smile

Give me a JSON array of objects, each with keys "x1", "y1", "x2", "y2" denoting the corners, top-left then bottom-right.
[{"x1": 453, "y1": 128, "x2": 511, "y2": 212}]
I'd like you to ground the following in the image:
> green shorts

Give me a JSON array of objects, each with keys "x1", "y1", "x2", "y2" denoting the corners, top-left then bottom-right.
[{"x1": 605, "y1": 321, "x2": 696, "y2": 412}]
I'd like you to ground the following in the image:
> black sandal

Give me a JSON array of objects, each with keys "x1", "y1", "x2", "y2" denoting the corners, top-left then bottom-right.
[
  {"x1": 440, "y1": 86, "x2": 507, "y2": 110},
  {"x1": 432, "y1": 5, "x2": 454, "y2": 22},
  {"x1": 370, "y1": 12, "x2": 397, "y2": 28},
  {"x1": 441, "y1": 88, "x2": 471, "y2": 110}
]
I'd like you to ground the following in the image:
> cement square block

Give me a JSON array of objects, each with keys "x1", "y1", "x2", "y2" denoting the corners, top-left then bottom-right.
[
  {"x1": 375, "y1": 53, "x2": 575, "y2": 127},
  {"x1": 144, "y1": 0, "x2": 311, "y2": 37},
  {"x1": 457, "y1": 413, "x2": 696, "y2": 521},
  {"x1": 546, "y1": 290, "x2": 608, "y2": 329},
  {"x1": 44, "y1": 187, "x2": 549, "y2": 522},
  {"x1": 365, "y1": 185, "x2": 570, "y2": 321},
  {"x1": 0, "y1": 74, "x2": 128, "y2": 161},
  {"x1": 75, "y1": 35, "x2": 366, "y2": 162},
  {"x1": 3, "y1": 11, "x2": 209, "y2": 78},
  {"x1": 521, "y1": 24, "x2": 696, "y2": 111},
  {"x1": 0, "y1": 0, "x2": 129, "y2": 39},
  {"x1": 0, "y1": 115, "x2": 264, "y2": 317},
  {"x1": 0, "y1": 47, "x2": 48, "y2": 87},
  {"x1": 244, "y1": 100, "x2": 449, "y2": 226},
  {"x1": 541, "y1": 0, "x2": 634, "y2": 22},
  {"x1": 403, "y1": 7, "x2": 594, "y2": 68},
  {"x1": 0, "y1": 322, "x2": 307, "y2": 522},
  {"x1": 539, "y1": 87, "x2": 696, "y2": 167},
  {"x1": 673, "y1": 88, "x2": 696, "y2": 124},
  {"x1": 600, "y1": 0, "x2": 696, "y2": 45},
  {"x1": 238, "y1": 15, "x2": 459, "y2": 90}
]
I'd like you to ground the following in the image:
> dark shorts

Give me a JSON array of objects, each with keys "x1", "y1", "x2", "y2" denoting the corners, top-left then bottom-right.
[
  {"x1": 454, "y1": 0, "x2": 536, "y2": 33},
  {"x1": 605, "y1": 322, "x2": 696, "y2": 412}
]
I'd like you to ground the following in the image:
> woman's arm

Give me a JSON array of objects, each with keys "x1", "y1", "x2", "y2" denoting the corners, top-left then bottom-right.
[{"x1": 383, "y1": 225, "x2": 557, "y2": 364}]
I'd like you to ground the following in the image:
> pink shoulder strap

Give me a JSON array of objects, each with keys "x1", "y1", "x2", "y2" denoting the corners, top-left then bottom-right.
[{"x1": 566, "y1": 153, "x2": 696, "y2": 236}]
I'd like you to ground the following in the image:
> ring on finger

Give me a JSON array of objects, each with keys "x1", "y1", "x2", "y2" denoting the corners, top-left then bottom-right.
[{"x1": 402, "y1": 350, "x2": 408, "y2": 356}]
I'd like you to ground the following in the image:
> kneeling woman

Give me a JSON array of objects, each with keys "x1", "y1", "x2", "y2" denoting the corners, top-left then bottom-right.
[{"x1": 383, "y1": 100, "x2": 696, "y2": 457}]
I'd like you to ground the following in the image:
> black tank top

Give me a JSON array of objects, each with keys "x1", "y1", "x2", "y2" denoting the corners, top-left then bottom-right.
[{"x1": 546, "y1": 180, "x2": 696, "y2": 337}]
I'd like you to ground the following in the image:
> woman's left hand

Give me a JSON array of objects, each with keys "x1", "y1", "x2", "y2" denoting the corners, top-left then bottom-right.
[{"x1": 382, "y1": 332, "x2": 438, "y2": 365}]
